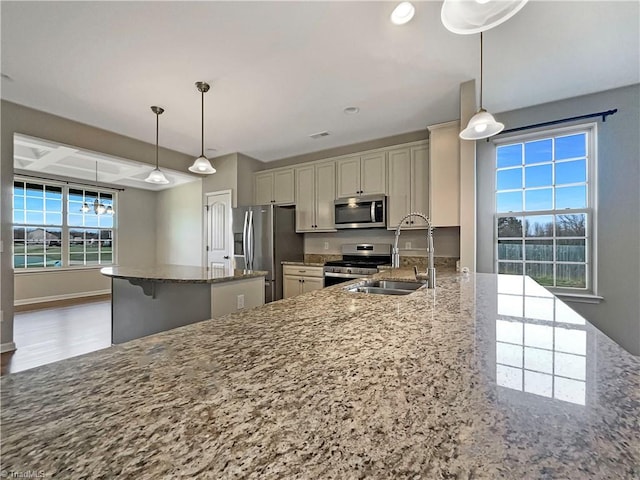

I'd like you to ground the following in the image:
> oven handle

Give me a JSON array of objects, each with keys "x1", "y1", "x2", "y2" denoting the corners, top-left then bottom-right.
[{"x1": 324, "y1": 272, "x2": 370, "y2": 279}]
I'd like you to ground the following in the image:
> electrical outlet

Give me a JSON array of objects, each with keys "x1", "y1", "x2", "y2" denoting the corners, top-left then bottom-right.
[
  {"x1": 405, "y1": 241, "x2": 411, "y2": 250},
  {"x1": 236, "y1": 294, "x2": 245, "y2": 310},
  {"x1": 324, "y1": 242, "x2": 329, "y2": 250}
]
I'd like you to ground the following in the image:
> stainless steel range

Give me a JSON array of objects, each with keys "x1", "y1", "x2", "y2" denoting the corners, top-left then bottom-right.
[{"x1": 323, "y1": 244, "x2": 392, "y2": 287}]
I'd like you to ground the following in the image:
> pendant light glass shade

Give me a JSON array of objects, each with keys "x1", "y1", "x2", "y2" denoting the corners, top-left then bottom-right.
[
  {"x1": 145, "y1": 106, "x2": 170, "y2": 185},
  {"x1": 460, "y1": 109, "x2": 504, "y2": 140},
  {"x1": 189, "y1": 81, "x2": 216, "y2": 175},
  {"x1": 441, "y1": 0, "x2": 529, "y2": 35},
  {"x1": 460, "y1": 32, "x2": 504, "y2": 141},
  {"x1": 189, "y1": 155, "x2": 217, "y2": 174},
  {"x1": 145, "y1": 168, "x2": 169, "y2": 184}
]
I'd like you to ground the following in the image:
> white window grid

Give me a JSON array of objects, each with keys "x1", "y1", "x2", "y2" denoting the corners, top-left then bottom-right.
[
  {"x1": 494, "y1": 124, "x2": 597, "y2": 294},
  {"x1": 12, "y1": 178, "x2": 117, "y2": 270}
]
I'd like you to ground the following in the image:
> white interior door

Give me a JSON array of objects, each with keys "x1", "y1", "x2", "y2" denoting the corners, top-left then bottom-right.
[{"x1": 206, "y1": 190, "x2": 232, "y2": 270}]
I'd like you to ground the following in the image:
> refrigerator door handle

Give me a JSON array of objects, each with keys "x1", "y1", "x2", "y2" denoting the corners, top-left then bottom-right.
[
  {"x1": 242, "y1": 211, "x2": 249, "y2": 269},
  {"x1": 248, "y1": 210, "x2": 254, "y2": 270}
]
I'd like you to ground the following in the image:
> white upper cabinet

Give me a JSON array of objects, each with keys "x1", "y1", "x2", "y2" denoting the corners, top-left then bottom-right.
[
  {"x1": 427, "y1": 121, "x2": 460, "y2": 226},
  {"x1": 336, "y1": 152, "x2": 386, "y2": 197},
  {"x1": 295, "y1": 161, "x2": 336, "y2": 232},
  {"x1": 387, "y1": 142, "x2": 429, "y2": 230},
  {"x1": 253, "y1": 168, "x2": 295, "y2": 205}
]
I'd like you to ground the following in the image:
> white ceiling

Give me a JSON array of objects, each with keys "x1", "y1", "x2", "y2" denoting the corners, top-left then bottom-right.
[
  {"x1": 1, "y1": 1, "x2": 638, "y2": 163},
  {"x1": 13, "y1": 134, "x2": 199, "y2": 191}
]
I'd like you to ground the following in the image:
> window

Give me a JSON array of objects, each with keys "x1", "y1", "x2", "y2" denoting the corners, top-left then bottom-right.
[
  {"x1": 495, "y1": 125, "x2": 595, "y2": 292},
  {"x1": 13, "y1": 180, "x2": 116, "y2": 269}
]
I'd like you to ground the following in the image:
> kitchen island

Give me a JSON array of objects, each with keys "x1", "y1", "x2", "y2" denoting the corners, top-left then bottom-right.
[
  {"x1": 101, "y1": 265, "x2": 267, "y2": 343},
  {"x1": 1, "y1": 270, "x2": 638, "y2": 478}
]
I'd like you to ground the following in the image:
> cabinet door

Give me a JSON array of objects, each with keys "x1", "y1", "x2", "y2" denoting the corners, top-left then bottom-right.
[
  {"x1": 273, "y1": 169, "x2": 295, "y2": 204},
  {"x1": 302, "y1": 277, "x2": 324, "y2": 294},
  {"x1": 429, "y1": 124, "x2": 460, "y2": 226},
  {"x1": 411, "y1": 145, "x2": 430, "y2": 228},
  {"x1": 387, "y1": 148, "x2": 411, "y2": 230},
  {"x1": 314, "y1": 161, "x2": 336, "y2": 231},
  {"x1": 336, "y1": 156, "x2": 361, "y2": 197},
  {"x1": 295, "y1": 165, "x2": 315, "y2": 232},
  {"x1": 360, "y1": 152, "x2": 387, "y2": 195},
  {"x1": 254, "y1": 172, "x2": 274, "y2": 205},
  {"x1": 283, "y1": 275, "x2": 301, "y2": 299}
]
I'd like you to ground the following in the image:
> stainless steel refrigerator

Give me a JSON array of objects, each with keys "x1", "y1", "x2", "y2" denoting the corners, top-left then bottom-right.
[{"x1": 232, "y1": 204, "x2": 304, "y2": 303}]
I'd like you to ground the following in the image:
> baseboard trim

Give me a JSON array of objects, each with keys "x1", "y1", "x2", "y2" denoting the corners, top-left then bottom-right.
[
  {"x1": 14, "y1": 290, "x2": 111, "y2": 307},
  {"x1": 1, "y1": 342, "x2": 17, "y2": 353}
]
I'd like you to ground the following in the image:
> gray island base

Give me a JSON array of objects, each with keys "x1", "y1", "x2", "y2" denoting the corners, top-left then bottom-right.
[{"x1": 101, "y1": 265, "x2": 267, "y2": 343}]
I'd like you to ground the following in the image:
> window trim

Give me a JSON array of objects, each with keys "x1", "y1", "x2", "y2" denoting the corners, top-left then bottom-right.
[
  {"x1": 13, "y1": 176, "x2": 118, "y2": 272},
  {"x1": 492, "y1": 122, "x2": 598, "y2": 296}
]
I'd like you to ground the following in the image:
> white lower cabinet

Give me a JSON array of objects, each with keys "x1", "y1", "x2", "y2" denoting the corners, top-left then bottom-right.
[{"x1": 283, "y1": 265, "x2": 324, "y2": 298}]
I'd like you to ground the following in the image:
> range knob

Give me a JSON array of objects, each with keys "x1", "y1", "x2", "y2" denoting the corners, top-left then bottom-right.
[{"x1": 346, "y1": 268, "x2": 352, "y2": 274}]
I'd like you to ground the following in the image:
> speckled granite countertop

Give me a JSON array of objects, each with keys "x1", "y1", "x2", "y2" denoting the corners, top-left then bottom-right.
[
  {"x1": 100, "y1": 264, "x2": 267, "y2": 284},
  {"x1": 2, "y1": 270, "x2": 639, "y2": 479}
]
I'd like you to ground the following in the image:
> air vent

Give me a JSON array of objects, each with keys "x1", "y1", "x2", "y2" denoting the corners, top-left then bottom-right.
[{"x1": 309, "y1": 131, "x2": 330, "y2": 139}]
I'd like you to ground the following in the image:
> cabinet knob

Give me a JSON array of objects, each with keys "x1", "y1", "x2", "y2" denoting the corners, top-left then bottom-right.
[{"x1": 223, "y1": 256, "x2": 229, "y2": 259}]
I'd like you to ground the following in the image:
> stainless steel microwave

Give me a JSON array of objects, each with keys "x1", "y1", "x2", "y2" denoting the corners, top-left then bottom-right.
[{"x1": 334, "y1": 195, "x2": 386, "y2": 229}]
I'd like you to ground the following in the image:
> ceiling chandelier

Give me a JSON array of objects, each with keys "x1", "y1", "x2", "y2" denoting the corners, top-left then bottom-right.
[
  {"x1": 459, "y1": 31, "x2": 504, "y2": 140},
  {"x1": 145, "y1": 106, "x2": 170, "y2": 185},
  {"x1": 81, "y1": 161, "x2": 114, "y2": 215},
  {"x1": 441, "y1": 0, "x2": 529, "y2": 35},
  {"x1": 188, "y1": 81, "x2": 216, "y2": 174}
]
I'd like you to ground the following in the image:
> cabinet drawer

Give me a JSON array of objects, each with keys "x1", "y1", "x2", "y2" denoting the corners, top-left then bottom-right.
[{"x1": 283, "y1": 265, "x2": 324, "y2": 277}]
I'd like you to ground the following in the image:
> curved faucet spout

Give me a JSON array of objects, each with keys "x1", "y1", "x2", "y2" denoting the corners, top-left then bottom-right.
[{"x1": 392, "y1": 212, "x2": 436, "y2": 288}]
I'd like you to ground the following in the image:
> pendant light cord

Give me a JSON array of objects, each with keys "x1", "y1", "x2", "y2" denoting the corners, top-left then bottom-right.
[
  {"x1": 155, "y1": 112, "x2": 160, "y2": 169},
  {"x1": 201, "y1": 88, "x2": 205, "y2": 157},
  {"x1": 479, "y1": 31, "x2": 483, "y2": 109}
]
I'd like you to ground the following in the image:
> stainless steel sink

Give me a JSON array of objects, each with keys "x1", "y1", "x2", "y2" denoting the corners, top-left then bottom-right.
[{"x1": 345, "y1": 279, "x2": 426, "y2": 295}]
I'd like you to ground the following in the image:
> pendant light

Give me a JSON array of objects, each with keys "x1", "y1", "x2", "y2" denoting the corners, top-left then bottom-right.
[
  {"x1": 188, "y1": 81, "x2": 216, "y2": 174},
  {"x1": 441, "y1": 0, "x2": 529, "y2": 35},
  {"x1": 145, "y1": 106, "x2": 170, "y2": 185},
  {"x1": 92, "y1": 162, "x2": 106, "y2": 214},
  {"x1": 460, "y1": 32, "x2": 504, "y2": 140}
]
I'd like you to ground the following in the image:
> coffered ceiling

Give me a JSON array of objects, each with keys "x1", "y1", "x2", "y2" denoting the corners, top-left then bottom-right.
[
  {"x1": 13, "y1": 134, "x2": 198, "y2": 191},
  {"x1": 2, "y1": 1, "x2": 638, "y2": 163}
]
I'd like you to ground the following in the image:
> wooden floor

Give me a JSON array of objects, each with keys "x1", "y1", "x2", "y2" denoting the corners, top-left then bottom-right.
[{"x1": 1, "y1": 299, "x2": 112, "y2": 375}]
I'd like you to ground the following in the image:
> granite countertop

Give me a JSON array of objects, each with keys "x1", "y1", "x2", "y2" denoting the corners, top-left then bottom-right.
[
  {"x1": 100, "y1": 264, "x2": 268, "y2": 284},
  {"x1": 281, "y1": 261, "x2": 325, "y2": 267},
  {"x1": 2, "y1": 270, "x2": 638, "y2": 478}
]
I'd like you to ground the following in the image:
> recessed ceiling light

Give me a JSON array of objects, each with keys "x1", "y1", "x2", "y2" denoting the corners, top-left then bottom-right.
[
  {"x1": 344, "y1": 106, "x2": 360, "y2": 115},
  {"x1": 1, "y1": 73, "x2": 14, "y2": 81},
  {"x1": 391, "y1": 2, "x2": 415, "y2": 25}
]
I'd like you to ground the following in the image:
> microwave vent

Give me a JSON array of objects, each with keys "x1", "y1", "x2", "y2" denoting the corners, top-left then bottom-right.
[{"x1": 309, "y1": 131, "x2": 330, "y2": 139}]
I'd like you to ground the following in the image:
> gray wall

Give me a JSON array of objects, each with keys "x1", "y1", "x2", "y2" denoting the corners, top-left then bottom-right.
[
  {"x1": 156, "y1": 181, "x2": 203, "y2": 266},
  {"x1": 0, "y1": 100, "x2": 194, "y2": 350},
  {"x1": 477, "y1": 84, "x2": 640, "y2": 355}
]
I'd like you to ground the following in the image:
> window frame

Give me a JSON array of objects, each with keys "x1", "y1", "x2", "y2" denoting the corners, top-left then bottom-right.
[
  {"x1": 492, "y1": 123, "x2": 598, "y2": 296},
  {"x1": 12, "y1": 176, "x2": 118, "y2": 272}
]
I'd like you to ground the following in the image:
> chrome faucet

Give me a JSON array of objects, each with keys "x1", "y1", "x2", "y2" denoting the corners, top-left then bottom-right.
[{"x1": 392, "y1": 212, "x2": 436, "y2": 289}]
